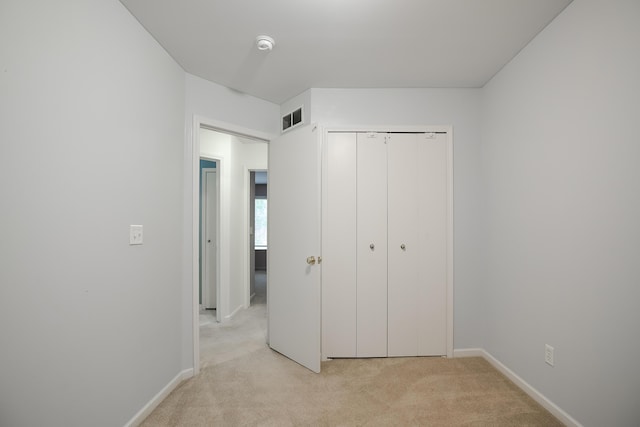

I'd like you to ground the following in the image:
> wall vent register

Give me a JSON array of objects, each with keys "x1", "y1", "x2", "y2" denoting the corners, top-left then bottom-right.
[{"x1": 282, "y1": 107, "x2": 303, "y2": 132}]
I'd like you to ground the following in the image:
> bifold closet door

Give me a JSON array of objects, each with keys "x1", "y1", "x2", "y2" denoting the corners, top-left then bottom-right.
[
  {"x1": 387, "y1": 133, "x2": 448, "y2": 357},
  {"x1": 322, "y1": 133, "x2": 357, "y2": 358},
  {"x1": 387, "y1": 133, "x2": 421, "y2": 357},
  {"x1": 323, "y1": 131, "x2": 448, "y2": 359},
  {"x1": 356, "y1": 133, "x2": 387, "y2": 357},
  {"x1": 417, "y1": 133, "x2": 447, "y2": 355}
]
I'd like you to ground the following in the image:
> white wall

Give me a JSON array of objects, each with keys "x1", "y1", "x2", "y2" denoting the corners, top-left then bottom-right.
[
  {"x1": 0, "y1": 1, "x2": 185, "y2": 426},
  {"x1": 231, "y1": 140, "x2": 269, "y2": 310},
  {"x1": 182, "y1": 75, "x2": 279, "y2": 367},
  {"x1": 186, "y1": 74, "x2": 280, "y2": 135},
  {"x1": 200, "y1": 129, "x2": 268, "y2": 321},
  {"x1": 200, "y1": 130, "x2": 232, "y2": 319},
  {"x1": 310, "y1": 88, "x2": 484, "y2": 349},
  {"x1": 481, "y1": 0, "x2": 640, "y2": 425}
]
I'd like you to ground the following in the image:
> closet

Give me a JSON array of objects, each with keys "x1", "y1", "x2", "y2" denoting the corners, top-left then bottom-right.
[{"x1": 322, "y1": 131, "x2": 449, "y2": 359}]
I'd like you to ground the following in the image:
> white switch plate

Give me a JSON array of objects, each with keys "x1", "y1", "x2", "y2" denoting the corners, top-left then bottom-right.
[
  {"x1": 130, "y1": 225, "x2": 143, "y2": 245},
  {"x1": 545, "y1": 344, "x2": 554, "y2": 366}
]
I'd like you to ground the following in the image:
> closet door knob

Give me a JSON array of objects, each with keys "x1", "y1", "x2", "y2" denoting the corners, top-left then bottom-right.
[
  {"x1": 369, "y1": 243, "x2": 375, "y2": 250},
  {"x1": 400, "y1": 244, "x2": 406, "y2": 250}
]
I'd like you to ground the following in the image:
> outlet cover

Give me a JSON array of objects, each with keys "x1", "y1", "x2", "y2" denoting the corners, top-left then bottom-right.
[
  {"x1": 545, "y1": 344, "x2": 554, "y2": 366},
  {"x1": 130, "y1": 225, "x2": 143, "y2": 245}
]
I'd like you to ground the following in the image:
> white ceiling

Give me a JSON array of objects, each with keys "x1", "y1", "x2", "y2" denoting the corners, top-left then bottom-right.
[{"x1": 120, "y1": 0, "x2": 572, "y2": 104}]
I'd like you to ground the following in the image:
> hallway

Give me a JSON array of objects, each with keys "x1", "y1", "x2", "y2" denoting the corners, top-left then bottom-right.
[{"x1": 198, "y1": 271, "x2": 267, "y2": 370}]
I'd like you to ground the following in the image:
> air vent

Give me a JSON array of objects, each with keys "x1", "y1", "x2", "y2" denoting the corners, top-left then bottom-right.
[{"x1": 282, "y1": 106, "x2": 303, "y2": 132}]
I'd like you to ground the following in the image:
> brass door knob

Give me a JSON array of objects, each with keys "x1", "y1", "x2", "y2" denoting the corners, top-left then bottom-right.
[{"x1": 306, "y1": 256, "x2": 316, "y2": 265}]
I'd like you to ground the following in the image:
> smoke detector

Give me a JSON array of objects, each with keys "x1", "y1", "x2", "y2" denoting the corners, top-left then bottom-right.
[{"x1": 256, "y1": 35, "x2": 275, "y2": 51}]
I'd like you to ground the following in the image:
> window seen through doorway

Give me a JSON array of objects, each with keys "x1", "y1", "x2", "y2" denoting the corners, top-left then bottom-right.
[{"x1": 255, "y1": 199, "x2": 267, "y2": 249}]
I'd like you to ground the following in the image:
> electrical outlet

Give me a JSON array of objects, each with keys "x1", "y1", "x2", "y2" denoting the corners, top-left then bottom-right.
[
  {"x1": 545, "y1": 344, "x2": 554, "y2": 366},
  {"x1": 130, "y1": 225, "x2": 143, "y2": 245}
]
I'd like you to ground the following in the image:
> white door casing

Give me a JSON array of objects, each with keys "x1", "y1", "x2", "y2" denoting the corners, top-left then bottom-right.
[
  {"x1": 268, "y1": 124, "x2": 322, "y2": 373},
  {"x1": 193, "y1": 116, "x2": 275, "y2": 376}
]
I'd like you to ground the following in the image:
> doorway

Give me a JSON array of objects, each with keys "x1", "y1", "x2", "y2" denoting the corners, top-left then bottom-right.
[
  {"x1": 249, "y1": 171, "x2": 268, "y2": 306},
  {"x1": 200, "y1": 161, "x2": 218, "y2": 316},
  {"x1": 192, "y1": 117, "x2": 272, "y2": 375}
]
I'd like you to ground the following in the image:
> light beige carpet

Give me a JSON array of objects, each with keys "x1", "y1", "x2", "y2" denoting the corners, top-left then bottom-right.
[
  {"x1": 142, "y1": 351, "x2": 562, "y2": 426},
  {"x1": 143, "y1": 274, "x2": 562, "y2": 426}
]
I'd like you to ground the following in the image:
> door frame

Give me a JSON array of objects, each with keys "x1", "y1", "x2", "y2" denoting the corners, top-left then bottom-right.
[
  {"x1": 323, "y1": 125, "x2": 454, "y2": 358},
  {"x1": 245, "y1": 168, "x2": 268, "y2": 308},
  {"x1": 191, "y1": 115, "x2": 274, "y2": 375}
]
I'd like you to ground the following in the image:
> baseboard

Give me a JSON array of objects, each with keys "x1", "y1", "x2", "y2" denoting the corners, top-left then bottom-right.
[
  {"x1": 453, "y1": 348, "x2": 485, "y2": 358},
  {"x1": 225, "y1": 304, "x2": 243, "y2": 320},
  {"x1": 124, "y1": 368, "x2": 193, "y2": 427},
  {"x1": 454, "y1": 348, "x2": 581, "y2": 427}
]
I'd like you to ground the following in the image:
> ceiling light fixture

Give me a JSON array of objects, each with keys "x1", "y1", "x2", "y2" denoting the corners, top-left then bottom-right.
[{"x1": 256, "y1": 35, "x2": 275, "y2": 51}]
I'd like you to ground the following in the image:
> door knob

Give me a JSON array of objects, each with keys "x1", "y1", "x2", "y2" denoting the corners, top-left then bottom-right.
[
  {"x1": 306, "y1": 256, "x2": 316, "y2": 265},
  {"x1": 400, "y1": 244, "x2": 406, "y2": 250},
  {"x1": 369, "y1": 243, "x2": 375, "y2": 250}
]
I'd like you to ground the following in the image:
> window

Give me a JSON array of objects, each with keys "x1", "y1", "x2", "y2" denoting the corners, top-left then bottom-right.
[{"x1": 255, "y1": 199, "x2": 267, "y2": 248}]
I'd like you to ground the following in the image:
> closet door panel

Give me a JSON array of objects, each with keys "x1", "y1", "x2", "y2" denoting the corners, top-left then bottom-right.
[
  {"x1": 418, "y1": 133, "x2": 448, "y2": 355},
  {"x1": 322, "y1": 133, "x2": 357, "y2": 357},
  {"x1": 387, "y1": 134, "x2": 420, "y2": 357},
  {"x1": 356, "y1": 133, "x2": 388, "y2": 357}
]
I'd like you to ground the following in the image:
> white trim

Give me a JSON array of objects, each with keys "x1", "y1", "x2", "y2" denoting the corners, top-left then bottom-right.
[
  {"x1": 452, "y1": 348, "x2": 485, "y2": 358},
  {"x1": 445, "y1": 126, "x2": 454, "y2": 358},
  {"x1": 124, "y1": 368, "x2": 193, "y2": 427},
  {"x1": 323, "y1": 125, "x2": 454, "y2": 359},
  {"x1": 225, "y1": 303, "x2": 244, "y2": 321},
  {"x1": 454, "y1": 348, "x2": 582, "y2": 427},
  {"x1": 198, "y1": 116, "x2": 275, "y2": 143},
  {"x1": 242, "y1": 166, "x2": 251, "y2": 309},
  {"x1": 191, "y1": 115, "x2": 275, "y2": 376},
  {"x1": 325, "y1": 125, "x2": 451, "y2": 134}
]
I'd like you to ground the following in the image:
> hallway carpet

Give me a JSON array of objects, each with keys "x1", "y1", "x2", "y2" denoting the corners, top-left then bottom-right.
[{"x1": 143, "y1": 274, "x2": 561, "y2": 426}]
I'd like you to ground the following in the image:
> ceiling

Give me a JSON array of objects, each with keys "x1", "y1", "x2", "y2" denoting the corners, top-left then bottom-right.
[{"x1": 120, "y1": 0, "x2": 572, "y2": 105}]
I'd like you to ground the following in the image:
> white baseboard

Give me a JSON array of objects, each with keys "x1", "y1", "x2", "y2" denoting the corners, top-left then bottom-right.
[
  {"x1": 124, "y1": 368, "x2": 193, "y2": 427},
  {"x1": 453, "y1": 348, "x2": 485, "y2": 358},
  {"x1": 454, "y1": 348, "x2": 581, "y2": 427},
  {"x1": 225, "y1": 304, "x2": 243, "y2": 321}
]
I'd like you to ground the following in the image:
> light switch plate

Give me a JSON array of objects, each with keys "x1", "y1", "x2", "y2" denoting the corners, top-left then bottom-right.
[{"x1": 130, "y1": 225, "x2": 143, "y2": 245}]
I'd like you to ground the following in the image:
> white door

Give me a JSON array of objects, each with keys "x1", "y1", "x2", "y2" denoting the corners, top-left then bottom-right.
[
  {"x1": 322, "y1": 132, "x2": 357, "y2": 358},
  {"x1": 356, "y1": 132, "x2": 388, "y2": 357},
  {"x1": 268, "y1": 124, "x2": 321, "y2": 373},
  {"x1": 387, "y1": 134, "x2": 421, "y2": 356},
  {"x1": 417, "y1": 133, "x2": 448, "y2": 355},
  {"x1": 202, "y1": 169, "x2": 218, "y2": 310}
]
